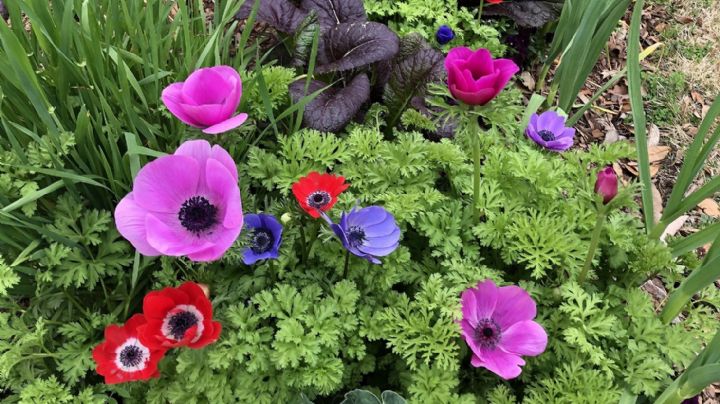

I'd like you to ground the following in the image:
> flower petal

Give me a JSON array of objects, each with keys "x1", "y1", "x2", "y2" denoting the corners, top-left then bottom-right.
[
  {"x1": 133, "y1": 155, "x2": 200, "y2": 213},
  {"x1": 114, "y1": 193, "x2": 160, "y2": 256},
  {"x1": 493, "y1": 285, "x2": 537, "y2": 329},
  {"x1": 186, "y1": 225, "x2": 242, "y2": 262},
  {"x1": 210, "y1": 145, "x2": 239, "y2": 182},
  {"x1": 499, "y1": 320, "x2": 548, "y2": 357},
  {"x1": 461, "y1": 288, "x2": 480, "y2": 327},
  {"x1": 182, "y1": 67, "x2": 232, "y2": 105},
  {"x1": 162, "y1": 83, "x2": 203, "y2": 127},
  {"x1": 461, "y1": 319, "x2": 482, "y2": 355},
  {"x1": 472, "y1": 280, "x2": 499, "y2": 320},
  {"x1": 476, "y1": 347, "x2": 525, "y2": 380},
  {"x1": 204, "y1": 159, "x2": 243, "y2": 229},
  {"x1": 144, "y1": 213, "x2": 211, "y2": 256},
  {"x1": 202, "y1": 113, "x2": 249, "y2": 135},
  {"x1": 467, "y1": 48, "x2": 495, "y2": 77},
  {"x1": 178, "y1": 103, "x2": 228, "y2": 127}
]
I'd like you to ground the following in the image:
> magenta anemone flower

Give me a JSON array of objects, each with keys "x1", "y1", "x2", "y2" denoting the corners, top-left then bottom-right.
[
  {"x1": 323, "y1": 206, "x2": 400, "y2": 264},
  {"x1": 526, "y1": 111, "x2": 575, "y2": 152},
  {"x1": 114, "y1": 139, "x2": 243, "y2": 262},
  {"x1": 594, "y1": 166, "x2": 618, "y2": 204},
  {"x1": 161, "y1": 66, "x2": 248, "y2": 135},
  {"x1": 460, "y1": 279, "x2": 548, "y2": 380},
  {"x1": 445, "y1": 47, "x2": 519, "y2": 106}
]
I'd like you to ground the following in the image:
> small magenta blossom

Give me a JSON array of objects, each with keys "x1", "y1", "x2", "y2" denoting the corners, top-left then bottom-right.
[
  {"x1": 242, "y1": 213, "x2": 283, "y2": 265},
  {"x1": 445, "y1": 47, "x2": 519, "y2": 106},
  {"x1": 114, "y1": 140, "x2": 243, "y2": 262},
  {"x1": 594, "y1": 166, "x2": 618, "y2": 204},
  {"x1": 435, "y1": 25, "x2": 455, "y2": 45},
  {"x1": 460, "y1": 279, "x2": 548, "y2": 380},
  {"x1": 526, "y1": 111, "x2": 575, "y2": 152},
  {"x1": 324, "y1": 206, "x2": 400, "y2": 264},
  {"x1": 162, "y1": 66, "x2": 248, "y2": 135}
]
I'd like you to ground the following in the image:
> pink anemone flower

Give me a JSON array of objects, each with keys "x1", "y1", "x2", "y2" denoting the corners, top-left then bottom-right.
[
  {"x1": 460, "y1": 279, "x2": 548, "y2": 379},
  {"x1": 114, "y1": 140, "x2": 243, "y2": 262},
  {"x1": 162, "y1": 66, "x2": 248, "y2": 135}
]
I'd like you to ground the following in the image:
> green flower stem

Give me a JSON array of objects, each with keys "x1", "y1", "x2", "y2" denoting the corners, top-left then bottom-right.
[
  {"x1": 478, "y1": 0, "x2": 485, "y2": 21},
  {"x1": 473, "y1": 130, "x2": 482, "y2": 221},
  {"x1": 343, "y1": 250, "x2": 351, "y2": 279},
  {"x1": 578, "y1": 206, "x2": 607, "y2": 283}
]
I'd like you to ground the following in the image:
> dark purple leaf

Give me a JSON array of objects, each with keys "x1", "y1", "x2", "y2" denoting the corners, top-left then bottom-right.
[
  {"x1": 289, "y1": 74, "x2": 370, "y2": 133},
  {"x1": 236, "y1": 0, "x2": 308, "y2": 34},
  {"x1": 300, "y1": 0, "x2": 367, "y2": 30},
  {"x1": 384, "y1": 34, "x2": 445, "y2": 129},
  {"x1": 484, "y1": 1, "x2": 563, "y2": 28},
  {"x1": 316, "y1": 22, "x2": 399, "y2": 74},
  {"x1": 0, "y1": 1, "x2": 7, "y2": 21}
]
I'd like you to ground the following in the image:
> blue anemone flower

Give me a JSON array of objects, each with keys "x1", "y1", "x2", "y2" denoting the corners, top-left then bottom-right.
[
  {"x1": 436, "y1": 25, "x2": 455, "y2": 45},
  {"x1": 242, "y1": 213, "x2": 283, "y2": 265},
  {"x1": 324, "y1": 206, "x2": 400, "y2": 264}
]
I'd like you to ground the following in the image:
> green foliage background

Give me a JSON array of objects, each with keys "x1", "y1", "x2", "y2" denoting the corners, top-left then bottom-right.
[{"x1": 0, "y1": 0, "x2": 717, "y2": 403}]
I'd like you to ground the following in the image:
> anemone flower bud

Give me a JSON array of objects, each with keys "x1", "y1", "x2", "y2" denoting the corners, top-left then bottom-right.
[
  {"x1": 161, "y1": 66, "x2": 248, "y2": 135},
  {"x1": 594, "y1": 166, "x2": 618, "y2": 204},
  {"x1": 436, "y1": 25, "x2": 455, "y2": 45},
  {"x1": 444, "y1": 47, "x2": 519, "y2": 106}
]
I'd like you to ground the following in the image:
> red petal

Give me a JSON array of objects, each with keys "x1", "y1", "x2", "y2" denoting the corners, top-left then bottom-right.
[{"x1": 143, "y1": 294, "x2": 176, "y2": 320}]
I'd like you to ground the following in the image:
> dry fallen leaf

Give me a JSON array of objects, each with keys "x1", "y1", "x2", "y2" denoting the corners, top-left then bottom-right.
[
  {"x1": 648, "y1": 123, "x2": 660, "y2": 147},
  {"x1": 519, "y1": 71, "x2": 535, "y2": 91},
  {"x1": 652, "y1": 184, "x2": 663, "y2": 224},
  {"x1": 661, "y1": 215, "x2": 689, "y2": 241},
  {"x1": 649, "y1": 145, "x2": 670, "y2": 163},
  {"x1": 698, "y1": 198, "x2": 720, "y2": 217}
]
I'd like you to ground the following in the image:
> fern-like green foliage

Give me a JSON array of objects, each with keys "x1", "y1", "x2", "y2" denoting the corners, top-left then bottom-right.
[{"x1": 365, "y1": 0, "x2": 507, "y2": 55}]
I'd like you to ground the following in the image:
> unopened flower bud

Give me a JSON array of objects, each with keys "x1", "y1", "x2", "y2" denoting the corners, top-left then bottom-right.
[{"x1": 594, "y1": 166, "x2": 618, "y2": 204}]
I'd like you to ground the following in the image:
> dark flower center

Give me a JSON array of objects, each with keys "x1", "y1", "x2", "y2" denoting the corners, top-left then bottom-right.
[
  {"x1": 178, "y1": 196, "x2": 218, "y2": 234},
  {"x1": 119, "y1": 344, "x2": 143, "y2": 368},
  {"x1": 347, "y1": 226, "x2": 366, "y2": 248},
  {"x1": 474, "y1": 318, "x2": 502, "y2": 348},
  {"x1": 538, "y1": 130, "x2": 555, "y2": 141},
  {"x1": 168, "y1": 311, "x2": 199, "y2": 340},
  {"x1": 251, "y1": 229, "x2": 274, "y2": 254},
  {"x1": 307, "y1": 191, "x2": 331, "y2": 209}
]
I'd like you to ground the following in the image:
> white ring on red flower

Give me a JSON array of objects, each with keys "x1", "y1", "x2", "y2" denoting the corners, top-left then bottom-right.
[
  {"x1": 114, "y1": 338, "x2": 151, "y2": 372},
  {"x1": 161, "y1": 304, "x2": 205, "y2": 343}
]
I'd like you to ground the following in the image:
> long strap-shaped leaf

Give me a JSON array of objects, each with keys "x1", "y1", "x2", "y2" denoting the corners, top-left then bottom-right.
[
  {"x1": 627, "y1": 0, "x2": 654, "y2": 231},
  {"x1": 670, "y1": 221, "x2": 720, "y2": 257},
  {"x1": 664, "y1": 97, "x2": 720, "y2": 215},
  {"x1": 661, "y1": 238, "x2": 720, "y2": 324}
]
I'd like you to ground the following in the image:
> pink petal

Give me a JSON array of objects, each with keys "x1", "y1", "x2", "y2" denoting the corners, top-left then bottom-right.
[
  {"x1": 499, "y1": 320, "x2": 548, "y2": 357},
  {"x1": 492, "y1": 285, "x2": 537, "y2": 329},
  {"x1": 210, "y1": 66, "x2": 243, "y2": 118},
  {"x1": 461, "y1": 289, "x2": 480, "y2": 327},
  {"x1": 447, "y1": 64, "x2": 469, "y2": 93},
  {"x1": 474, "y1": 71, "x2": 500, "y2": 92},
  {"x1": 467, "y1": 48, "x2": 495, "y2": 77},
  {"x1": 203, "y1": 159, "x2": 243, "y2": 229},
  {"x1": 162, "y1": 83, "x2": 203, "y2": 128},
  {"x1": 133, "y1": 155, "x2": 200, "y2": 213},
  {"x1": 174, "y1": 139, "x2": 212, "y2": 162},
  {"x1": 460, "y1": 319, "x2": 482, "y2": 355},
  {"x1": 472, "y1": 280, "x2": 499, "y2": 319},
  {"x1": 144, "y1": 213, "x2": 212, "y2": 256},
  {"x1": 114, "y1": 193, "x2": 160, "y2": 256},
  {"x1": 476, "y1": 348, "x2": 525, "y2": 380},
  {"x1": 186, "y1": 224, "x2": 242, "y2": 262},
  {"x1": 202, "y1": 113, "x2": 249, "y2": 135},
  {"x1": 210, "y1": 145, "x2": 239, "y2": 182},
  {"x1": 178, "y1": 102, "x2": 228, "y2": 127},
  {"x1": 445, "y1": 47, "x2": 474, "y2": 70},
  {"x1": 182, "y1": 67, "x2": 232, "y2": 105},
  {"x1": 450, "y1": 85, "x2": 497, "y2": 106}
]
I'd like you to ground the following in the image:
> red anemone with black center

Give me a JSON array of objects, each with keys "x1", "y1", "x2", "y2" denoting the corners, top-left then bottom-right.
[
  {"x1": 92, "y1": 314, "x2": 167, "y2": 384},
  {"x1": 291, "y1": 171, "x2": 349, "y2": 218},
  {"x1": 138, "y1": 282, "x2": 222, "y2": 350}
]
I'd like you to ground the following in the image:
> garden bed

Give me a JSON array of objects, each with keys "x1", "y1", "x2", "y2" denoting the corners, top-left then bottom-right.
[{"x1": 0, "y1": 0, "x2": 719, "y2": 403}]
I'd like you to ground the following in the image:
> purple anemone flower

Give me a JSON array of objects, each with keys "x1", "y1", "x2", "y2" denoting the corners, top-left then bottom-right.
[
  {"x1": 460, "y1": 279, "x2": 548, "y2": 380},
  {"x1": 526, "y1": 111, "x2": 576, "y2": 152},
  {"x1": 324, "y1": 206, "x2": 400, "y2": 264},
  {"x1": 242, "y1": 213, "x2": 283, "y2": 265},
  {"x1": 114, "y1": 139, "x2": 243, "y2": 262},
  {"x1": 436, "y1": 25, "x2": 455, "y2": 45}
]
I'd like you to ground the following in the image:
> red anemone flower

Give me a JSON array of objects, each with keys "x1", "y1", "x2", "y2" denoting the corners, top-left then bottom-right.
[
  {"x1": 486, "y1": 0, "x2": 503, "y2": 3},
  {"x1": 291, "y1": 172, "x2": 349, "y2": 218},
  {"x1": 92, "y1": 314, "x2": 167, "y2": 384},
  {"x1": 139, "y1": 282, "x2": 222, "y2": 350}
]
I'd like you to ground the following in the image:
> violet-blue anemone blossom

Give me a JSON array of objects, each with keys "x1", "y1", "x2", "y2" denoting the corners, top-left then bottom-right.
[
  {"x1": 242, "y1": 213, "x2": 282, "y2": 265},
  {"x1": 526, "y1": 111, "x2": 576, "y2": 152},
  {"x1": 323, "y1": 206, "x2": 400, "y2": 264}
]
